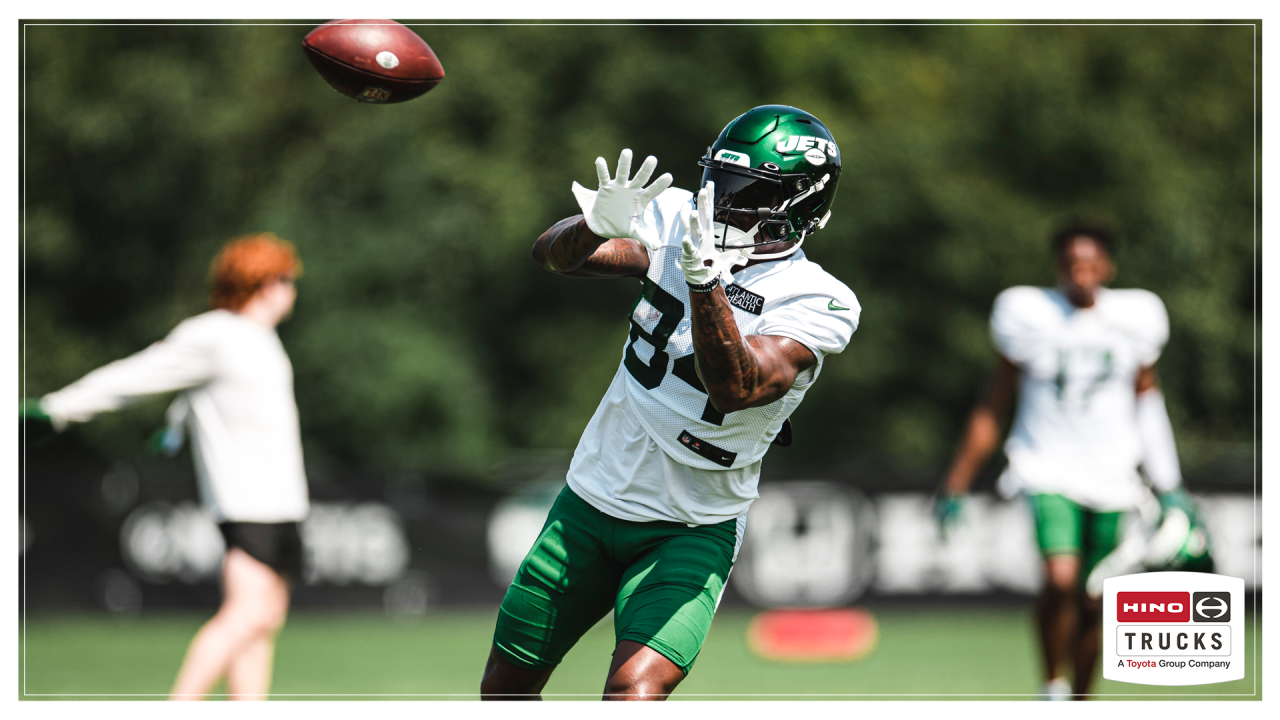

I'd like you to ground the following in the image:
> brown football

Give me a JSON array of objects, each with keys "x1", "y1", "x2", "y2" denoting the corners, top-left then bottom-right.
[{"x1": 302, "y1": 20, "x2": 444, "y2": 104}]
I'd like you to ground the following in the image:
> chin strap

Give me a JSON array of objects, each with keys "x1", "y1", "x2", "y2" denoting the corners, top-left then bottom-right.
[
  {"x1": 742, "y1": 234, "x2": 806, "y2": 261},
  {"x1": 740, "y1": 213, "x2": 827, "y2": 261},
  {"x1": 713, "y1": 207, "x2": 832, "y2": 262}
]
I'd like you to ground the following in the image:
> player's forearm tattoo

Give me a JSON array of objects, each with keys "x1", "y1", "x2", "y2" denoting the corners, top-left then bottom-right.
[
  {"x1": 580, "y1": 242, "x2": 641, "y2": 276},
  {"x1": 531, "y1": 216, "x2": 647, "y2": 277},
  {"x1": 688, "y1": 289, "x2": 812, "y2": 411},
  {"x1": 532, "y1": 216, "x2": 604, "y2": 273}
]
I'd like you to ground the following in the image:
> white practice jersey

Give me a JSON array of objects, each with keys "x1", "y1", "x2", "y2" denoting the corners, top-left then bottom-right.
[
  {"x1": 991, "y1": 286, "x2": 1169, "y2": 511},
  {"x1": 41, "y1": 310, "x2": 310, "y2": 523},
  {"x1": 568, "y1": 187, "x2": 859, "y2": 525}
]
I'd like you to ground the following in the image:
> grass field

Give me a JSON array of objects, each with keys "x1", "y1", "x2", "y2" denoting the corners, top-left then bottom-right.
[{"x1": 19, "y1": 606, "x2": 1261, "y2": 700}]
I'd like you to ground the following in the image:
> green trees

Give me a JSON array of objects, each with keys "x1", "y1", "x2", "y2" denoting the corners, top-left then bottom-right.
[{"x1": 20, "y1": 22, "x2": 1256, "y2": 481}]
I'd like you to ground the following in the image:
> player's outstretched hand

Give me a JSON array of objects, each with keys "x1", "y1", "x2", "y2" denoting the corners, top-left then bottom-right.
[
  {"x1": 933, "y1": 491, "x2": 966, "y2": 541},
  {"x1": 571, "y1": 149, "x2": 673, "y2": 250},
  {"x1": 679, "y1": 181, "x2": 747, "y2": 288},
  {"x1": 20, "y1": 398, "x2": 50, "y2": 424}
]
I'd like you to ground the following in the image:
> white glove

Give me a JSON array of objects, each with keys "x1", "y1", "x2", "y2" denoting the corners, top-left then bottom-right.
[
  {"x1": 571, "y1": 149, "x2": 673, "y2": 250},
  {"x1": 679, "y1": 181, "x2": 748, "y2": 288}
]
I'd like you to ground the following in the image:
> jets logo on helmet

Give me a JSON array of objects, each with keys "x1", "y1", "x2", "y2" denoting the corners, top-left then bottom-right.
[
  {"x1": 775, "y1": 135, "x2": 840, "y2": 157},
  {"x1": 697, "y1": 105, "x2": 842, "y2": 260},
  {"x1": 713, "y1": 149, "x2": 751, "y2": 167}
]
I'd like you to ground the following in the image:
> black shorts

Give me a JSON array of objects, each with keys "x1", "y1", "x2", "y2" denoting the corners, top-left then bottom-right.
[{"x1": 218, "y1": 521, "x2": 304, "y2": 584}]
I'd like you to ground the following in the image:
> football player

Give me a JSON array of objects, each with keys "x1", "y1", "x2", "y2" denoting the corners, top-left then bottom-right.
[
  {"x1": 480, "y1": 105, "x2": 860, "y2": 700},
  {"x1": 936, "y1": 224, "x2": 1204, "y2": 700},
  {"x1": 21, "y1": 234, "x2": 309, "y2": 700}
]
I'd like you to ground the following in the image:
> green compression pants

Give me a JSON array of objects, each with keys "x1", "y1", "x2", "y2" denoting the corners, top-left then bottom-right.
[{"x1": 492, "y1": 485, "x2": 739, "y2": 675}]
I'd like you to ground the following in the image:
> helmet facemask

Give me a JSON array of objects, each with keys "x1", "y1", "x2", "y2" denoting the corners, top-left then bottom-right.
[{"x1": 698, "y1": 156, "x2": 829, "y2": 260}]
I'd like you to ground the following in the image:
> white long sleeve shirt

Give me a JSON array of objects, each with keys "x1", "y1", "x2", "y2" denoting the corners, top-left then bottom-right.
[{"x1": 41, "y1": 310, "x2": 309, "y2": 522}]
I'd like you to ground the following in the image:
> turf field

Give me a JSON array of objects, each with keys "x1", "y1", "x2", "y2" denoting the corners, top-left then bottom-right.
[{"x1": 19, "y1": 606, "x2": 1261, "y2": 700}]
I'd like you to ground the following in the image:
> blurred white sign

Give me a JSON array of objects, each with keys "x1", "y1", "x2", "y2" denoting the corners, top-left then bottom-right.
[
  {"x1": 1196, "y1": 495, "x2": 1261, "y2": 586},
  {"x1": 120, "y1": 501, "x2": 226, "y2": 583},
  {"x1": 874, "y1": 493, "x2": 1040, "y2": 595},
  {"x1": 118, "y1": 500, "x2": 411, "y2": 586},
  {"x1": 733, "y1": 482, "x2": 876, "y2": 606},
  {"x1": 302, "y1": 502, "x2": 410, "y2": 586}
]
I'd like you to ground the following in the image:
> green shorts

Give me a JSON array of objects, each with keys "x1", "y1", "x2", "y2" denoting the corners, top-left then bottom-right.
[
  {"x1": 492, "y1": 485, "x2": 739, "y2": 675},
  {"x1": 1027, "y1": 493, "x2": 1125, "y2": 584}
]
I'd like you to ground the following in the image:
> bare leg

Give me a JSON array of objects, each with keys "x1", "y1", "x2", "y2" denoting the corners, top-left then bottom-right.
[
  {"x1": 170, "y1": 548, "x2": 290, "y2": 700},
  {"x1": 601, "y1": 640, "x2": 685, "y2": 701},
  {"x1": 479, "y1": 646, "x2": 555, "y2": 700},
  {"x1": 1035, "y1": 555, "x2": 1080, "y2": 695},
  {"x1": 227, "y1": 633, "x2": 278, "y2": 700},
  {"x1": 1072, "y1": 593, "x2": 1103, "y2": 699}
]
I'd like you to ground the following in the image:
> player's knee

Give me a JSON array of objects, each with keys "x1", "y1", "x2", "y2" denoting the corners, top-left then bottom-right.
[
  {"x1": 478, "y1": 673, "x2": 508, "y2": 699},
  {"x1": 1044, "y1": 557, "x2": 1080, "y2": 594},
  {"x1": 480, "y1": 650, "x2": 548, "y2": 699},
  {"x1": 479, "y1": 673, "x2": 541, "y2": 700},
  {"x1": 603, "y1": 676, "x2": 675, "y2": 701},
  {"x1": 479, "y1": 678, "x2": 532, "y2": 699},
  {"x1": 1046, "y1": 572, "x2": 1076, "y2": 595}
]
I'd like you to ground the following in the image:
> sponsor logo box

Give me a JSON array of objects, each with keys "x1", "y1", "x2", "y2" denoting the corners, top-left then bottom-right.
[{"x1": 1102, "y1": 572, "x2": 1244, "y2": 686}]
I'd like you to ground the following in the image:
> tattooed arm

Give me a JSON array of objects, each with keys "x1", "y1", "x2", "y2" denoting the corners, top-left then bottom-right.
[
  {"x1": 688, "y1": 288, "x2": 817, "y2": 413},
  {"x1": 531, "y1": 215, "x2": 650, "y2": 279}
]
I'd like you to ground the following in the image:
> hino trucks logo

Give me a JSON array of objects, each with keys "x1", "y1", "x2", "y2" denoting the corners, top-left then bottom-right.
[{"x1": 1102, "y1": 572, "x2": 1243, "y2": 687}]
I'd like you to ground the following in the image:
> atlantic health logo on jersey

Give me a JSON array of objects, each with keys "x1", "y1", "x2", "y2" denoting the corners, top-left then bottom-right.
[{"x1": 1102, "y1": 571, "x2": 1244, "y2": 686}]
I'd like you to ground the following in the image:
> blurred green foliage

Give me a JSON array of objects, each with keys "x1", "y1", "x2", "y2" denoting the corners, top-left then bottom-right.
[{"x1": 20, "y1": 22, "x2": 1256, "y2": 482}]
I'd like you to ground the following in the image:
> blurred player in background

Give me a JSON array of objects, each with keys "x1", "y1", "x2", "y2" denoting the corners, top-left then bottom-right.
[
  {"x1": 480, "y1": 105, "x2": 859, "y2": 700},
  {"x1": 21, "y1": 234, "x2": 309, "y2": 700},
  {"x1": 936, "y1": 224, "x2": 1208, "y2": 700}
]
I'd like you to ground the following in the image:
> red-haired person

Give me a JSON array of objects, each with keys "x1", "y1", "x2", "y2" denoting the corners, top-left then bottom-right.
[{"x1": 22, "y1": 233, "x2": 308, "y2": 700}]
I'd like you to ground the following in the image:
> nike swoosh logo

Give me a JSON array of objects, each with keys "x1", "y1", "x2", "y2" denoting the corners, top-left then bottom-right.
[{"x1": 828, "y1": 300, "x2": 850, "y2": 311}]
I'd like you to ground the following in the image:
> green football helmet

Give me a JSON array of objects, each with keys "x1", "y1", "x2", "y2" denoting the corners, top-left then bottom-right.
[{"x1": 697, "y1": 105, "x2": 842, "y2": 258}]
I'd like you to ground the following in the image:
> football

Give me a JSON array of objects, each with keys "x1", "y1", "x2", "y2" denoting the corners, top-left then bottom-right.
[{"x1": 302, "y1": 19, "x2": 444, "y2": 104}]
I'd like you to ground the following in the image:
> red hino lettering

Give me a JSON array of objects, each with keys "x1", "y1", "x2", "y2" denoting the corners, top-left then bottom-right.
[{"x1": 1117, "y1": 592, "x2": 1191, "y2": 622}]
